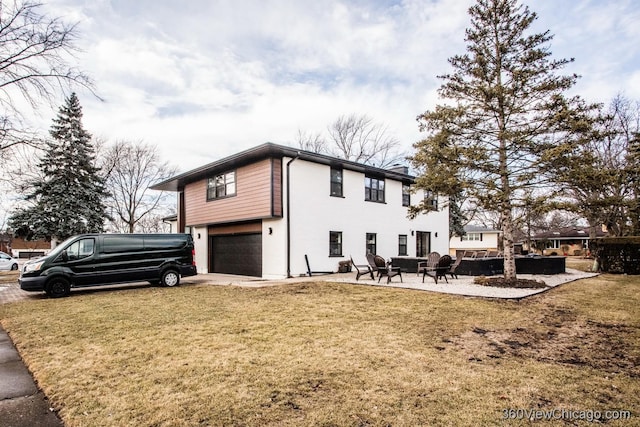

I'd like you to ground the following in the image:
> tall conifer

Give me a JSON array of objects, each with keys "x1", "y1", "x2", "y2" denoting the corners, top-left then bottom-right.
[
  {"x1": 9, "y1": 93, "x2": 108, "y2": 241},
  {"x1": 410, "y1": 0, "x2": 594, "y2": 279}
]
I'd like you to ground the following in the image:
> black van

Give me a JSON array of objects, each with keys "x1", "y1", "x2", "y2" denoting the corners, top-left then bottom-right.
[{"x1": 19, "y1": 234, "x2": 197, "y2": 298}]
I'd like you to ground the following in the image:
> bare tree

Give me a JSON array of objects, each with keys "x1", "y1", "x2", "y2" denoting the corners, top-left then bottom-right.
[
  {"x1": 327, "y1": 114, "x2": 404, "y2": 168},
  {"x1": 296, "y1": 129, "x2": 327, "y2": 154},
  {"x1": 101, "y1": 140, "x2": 177, "y2": 233},
  {"x1": 296, "y1": 114, "x2": 405, "y2": 168},
  {"x1": 0, "y1": 0, "x2": 95, "y2": 153},
  {"x1": 555, "y1": 94, "x2": 640, "y2": 237}
]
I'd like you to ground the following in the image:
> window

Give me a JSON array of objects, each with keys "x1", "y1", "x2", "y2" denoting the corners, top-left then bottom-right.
[
  {"x1": 330, "y1": 167, "x2": 343, "y2": 197},
  {"x1": 398, "y1": 235, "x2": 408, "y2": 256},
  {"x1": 207, "y1": 171, "x2": 236, "y2": 200},
  {"x1": 365, "y1": 176, "x2": 385, "y2": 202},
  {"x1": 424, "y1": 190, "x2": 438, "y2": 210},
  {"x1": 366, "y1": 233, "x2": 377, "y2": 254},
  {"x1": 402, "y1": 184, "x2": 411, "y2": 207},
  {"x1": 103, "y1": 236, "x2": 144, "y2": 253},
  {"x1": 329, "y1": 231, "x2": 342, "y2": 256},
  {"x1": 65, "y1": 238, "x2": 95, "y2": 260},
  {"x1": 461, "y1": 233, "x2": 482, "y2": 241}
]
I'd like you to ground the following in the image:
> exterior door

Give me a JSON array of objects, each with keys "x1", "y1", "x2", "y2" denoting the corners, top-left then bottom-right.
[
  {"x1": 416, "y1": 231, "x2": 431, "y2": 257},
  {"x1": 210, "y1": 234, "x2": 262, "y2": 277}
]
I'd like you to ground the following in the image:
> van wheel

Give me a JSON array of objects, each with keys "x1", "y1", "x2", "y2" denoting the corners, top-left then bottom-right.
[
  {"x1": 46, "y1": 278, "x2": 70, "y2": 298},
  {"x1": 161, "y1": 270, "x2": 180, "y2": 287}
]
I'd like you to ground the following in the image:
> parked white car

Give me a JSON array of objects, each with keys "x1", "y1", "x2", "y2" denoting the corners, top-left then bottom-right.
[{"x1": 0, "y1": 251, "x2": 19, "y2": 271}]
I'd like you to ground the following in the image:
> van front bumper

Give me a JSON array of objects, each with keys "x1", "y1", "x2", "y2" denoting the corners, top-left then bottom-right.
[{"x1": 19, "y1": 275, "x2": 47, "y2": 292}]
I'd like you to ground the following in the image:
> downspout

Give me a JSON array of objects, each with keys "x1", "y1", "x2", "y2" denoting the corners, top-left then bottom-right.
[{"x1": 286, "y1": 153, "x2": 300, "y2": 278}]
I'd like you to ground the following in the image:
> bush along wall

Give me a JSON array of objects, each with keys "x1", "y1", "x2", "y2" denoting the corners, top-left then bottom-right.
[{"x1": 590, "y1": 237, "x2": 640, "y2": 274}]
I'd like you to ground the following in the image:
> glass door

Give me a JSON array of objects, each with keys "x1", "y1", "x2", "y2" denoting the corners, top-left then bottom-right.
[{"x1": 416, "y1": 231, "x2": 431, "y2": 257}]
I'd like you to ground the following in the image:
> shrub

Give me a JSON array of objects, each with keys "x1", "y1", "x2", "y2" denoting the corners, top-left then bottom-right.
[{"x1": 590, "y1": 237, "x2": 640, "y2": 274}]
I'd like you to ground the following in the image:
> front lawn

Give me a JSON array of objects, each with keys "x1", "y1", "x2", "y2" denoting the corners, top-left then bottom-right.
[{"x1": 1, "y1": 275, "x2": 638, "y2": 426}]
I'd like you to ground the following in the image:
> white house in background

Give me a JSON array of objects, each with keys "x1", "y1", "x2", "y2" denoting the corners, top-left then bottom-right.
[
  {"x1": 152, "y1": 143, "x2": 449, "y2": 279},
  {"x1": 449, "y1": 225, "x2": 502, "y2": 256}
]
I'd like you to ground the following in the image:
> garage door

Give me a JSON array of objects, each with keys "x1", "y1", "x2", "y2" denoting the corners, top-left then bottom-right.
[{"x1": 211, "y1": 234, "x2": 262, "y2": 277}]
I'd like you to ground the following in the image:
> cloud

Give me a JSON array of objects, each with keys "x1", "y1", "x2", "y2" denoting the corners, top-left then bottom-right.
[{"x1": 25, "y1": 0, "x2": 640, "y2": 171}]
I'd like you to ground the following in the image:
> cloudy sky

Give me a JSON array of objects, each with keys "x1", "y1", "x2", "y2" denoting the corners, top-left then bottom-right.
[{"x1": 27, "y1": 0, "x2": 640, "y2": 173}]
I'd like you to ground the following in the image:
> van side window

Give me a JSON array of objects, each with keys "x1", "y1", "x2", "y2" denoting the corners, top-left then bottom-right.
[
  {"x1": 66, "y1": 239, "x2": 95, "y2": 260},
  {"x1": 103, "y1": 236, "x2": 144, "y2": 253},
  {"x1": 144, "y1": 235, "x2": 185, "y2": 250}
]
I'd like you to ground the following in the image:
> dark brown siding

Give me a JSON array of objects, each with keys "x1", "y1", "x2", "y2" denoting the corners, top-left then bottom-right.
[
  {"x1": 208, "y1": 222, "x2": 262, "y2": 235},
  {"x1": 185, "y1": 159, "x2": 273, "y2": 226},
  {"x1": 271, "y1": 158, "x2": 282, "y2": 217}
]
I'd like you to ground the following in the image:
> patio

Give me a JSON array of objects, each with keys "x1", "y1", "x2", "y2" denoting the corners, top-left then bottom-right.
[{"x1": 322, "y1": 268, "x2": 599, "y2": 299}]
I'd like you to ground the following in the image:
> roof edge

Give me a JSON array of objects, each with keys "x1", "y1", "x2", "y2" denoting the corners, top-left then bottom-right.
[{"x1": 151, "y1": 142, "x2": 414, "y2": 192}]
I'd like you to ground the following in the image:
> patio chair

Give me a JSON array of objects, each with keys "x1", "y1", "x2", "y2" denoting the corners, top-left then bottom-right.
[
  {"x1": 417, "y1": 252, "x2": 440, "y2": 276},
  {"x1": 366, "y1": 253, "x2": 379, "y2": 277},
  {"x1": 448, "y1": 255, "x2": 463, "y2": 279},
  {"x1": 373, "y1": 255, "x2": 402, "y2": 284},
  {"x1": 350, "y1": 256, "x2": 374, "y2": 281},
  {"x1": 463, "y1": 250, "x2": 476, "y2": 258},
  {"x1": 423, "y1": 254, "x2": 452, "y2": 284},
  {"x1": 485, "y1": 250, "x2": 500, "y2": 258}
]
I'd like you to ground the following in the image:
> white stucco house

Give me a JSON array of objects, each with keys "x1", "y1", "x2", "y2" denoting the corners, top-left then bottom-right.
[{"x1": 152, "y1": 143, "x2": 449, "y2": 279}]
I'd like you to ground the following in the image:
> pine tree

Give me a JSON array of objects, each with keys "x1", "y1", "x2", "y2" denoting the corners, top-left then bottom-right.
[
  {"x1": 410, "y1": 0, "x2": 594, "y2": 280},
  {"x1": 9, "y1": 93, "x2": 108, "y2": 241}
]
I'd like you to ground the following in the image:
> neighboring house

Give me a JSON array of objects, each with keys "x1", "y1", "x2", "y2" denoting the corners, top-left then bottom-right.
[
  {"x1": 0, "y1": 233, "x2": 51, "y2": 258},
  {"x1": 531, "y1": 226, "x2": 607, "y2": 256},
  {"x1": 449, "y1": 225, "x2": 502, "y2": 256},
  {"x1": 151, "y1": 143, "x2": 450, "y2": 279},
  {"x1": 162, "y1": 215, "x2": 178, "y2": 233}
]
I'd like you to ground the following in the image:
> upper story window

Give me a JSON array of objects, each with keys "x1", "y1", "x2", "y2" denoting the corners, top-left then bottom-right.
[
  {"x1": 330, "y1": 167, "x2": 343, "y2": 197},
  {"x1": 207, "y1": 171, "x2": 236, "y2": 200},
  {"x1": 424, "y1": 190, "x2": 438, "y2": 210},
  {"x1": 365, "y1": 176, "x2": 385, "y2": 203},
  {"x1": 402, "y1": 184, "x2": 411, "y2": 207},
  {"x1": 461, "y1": 233, "x2": 482, "y2": 241}
]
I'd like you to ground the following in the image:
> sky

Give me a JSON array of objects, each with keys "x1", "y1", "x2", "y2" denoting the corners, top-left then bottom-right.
[{"x1": 13, "y1": 0, "x2": 633, "y2": 175}]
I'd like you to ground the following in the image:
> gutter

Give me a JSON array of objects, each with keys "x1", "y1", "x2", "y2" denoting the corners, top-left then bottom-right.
[{"x1": 286, "y1": 153, "x2": 300, "y2": 278}]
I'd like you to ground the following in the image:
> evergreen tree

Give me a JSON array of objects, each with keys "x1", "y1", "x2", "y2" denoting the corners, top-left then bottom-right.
[
  {"x1": 410, "y1": 0, "x2": 594, "y2": 280},
  {"x1": 9, "y1": 93, "x2": 108, "y2": 241},
  {"x1": 448, "y1": 192, "x2": 467, "y2": 238}
]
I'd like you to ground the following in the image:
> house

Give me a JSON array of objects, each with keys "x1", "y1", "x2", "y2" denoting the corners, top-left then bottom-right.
[
  {"x1": 161, "y1": 215, "x2": 178, "y2": 233},
  {"x1": 448, "y1": 225, "x2": 502, "y2": 256},
  {"x1": 531, "y1": 226, "x2": 607, "y2": 256},
  {"x1": 0, "y1": 233, "x2": 51, "y2": 258},
  {"x1": 151, "y1": 143, "x2": 450, "y2": 279}
]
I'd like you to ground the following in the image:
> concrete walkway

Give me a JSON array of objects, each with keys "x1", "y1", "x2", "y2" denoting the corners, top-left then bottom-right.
[{"x1": 0, "y1": 327, "x2": 63, "y2": 427}]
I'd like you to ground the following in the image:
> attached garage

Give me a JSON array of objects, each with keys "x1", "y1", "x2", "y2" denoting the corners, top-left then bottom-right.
[{"x1": 210, "y1": 233, "x2": 262, "y2": 277}]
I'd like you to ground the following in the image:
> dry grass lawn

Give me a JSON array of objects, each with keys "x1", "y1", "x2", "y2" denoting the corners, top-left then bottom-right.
[
  {"x1": 0, "y1": 270, "x2": 19, "y2": 284},
  {"x1": 1, "y1": 273, "x2": 639, "y2": 426}
]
